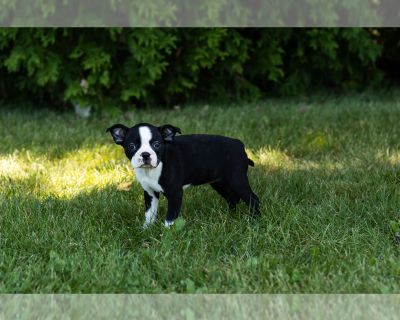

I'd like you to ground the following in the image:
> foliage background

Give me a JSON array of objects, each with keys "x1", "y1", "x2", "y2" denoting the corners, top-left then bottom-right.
[{"x1": 0, "y1": 28, "x2": 399, "y2": 110}]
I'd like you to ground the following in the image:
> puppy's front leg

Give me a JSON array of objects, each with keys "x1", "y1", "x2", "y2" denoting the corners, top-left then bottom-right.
[
  {"x1": 164, "y1": 189, "x2": 183, "y2": 227},
  {"x1": 143, "y1": 190, "x2": 159, "y2": 228}
]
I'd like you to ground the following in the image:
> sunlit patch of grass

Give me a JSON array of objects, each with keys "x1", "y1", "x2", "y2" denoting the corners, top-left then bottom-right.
[
  {"x1": 0, "y1": 145, "x2": 134, "y2": 200},
  {"x1": 1, "y1": 155, "x2": 32, "y2": 178},
  {"x1": 251, "y1": 147, "x2": 345, "y2": 172},
  {"x1": 251, "y1": 147, "x2": 294, "y2": 170},
  {"x1": 388, "y1": 152, "x2": 400, "y2": 166},
  {"x1": 44, "y1": 145, "x2": 133, "y2": 199}
]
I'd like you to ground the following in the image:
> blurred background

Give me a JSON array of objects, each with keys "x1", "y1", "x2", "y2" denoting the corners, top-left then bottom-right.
[{"x1": 0, "y1": 28, "x2": 399, "y2": 112}]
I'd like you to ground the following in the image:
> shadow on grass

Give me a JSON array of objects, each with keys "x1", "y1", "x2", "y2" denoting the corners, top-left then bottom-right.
[{"x1": 0, "y1": 107, "x2": 119, "y2": 159}]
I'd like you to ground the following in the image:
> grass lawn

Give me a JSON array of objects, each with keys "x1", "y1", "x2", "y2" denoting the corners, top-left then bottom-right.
[{"x1": 0, "y1": 92, "x2": 400, "y2": 293}]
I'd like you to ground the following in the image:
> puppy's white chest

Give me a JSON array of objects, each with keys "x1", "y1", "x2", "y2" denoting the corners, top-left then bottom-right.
[{"x1": 134, "y1": 163, "x2": 164, "y2": 194}]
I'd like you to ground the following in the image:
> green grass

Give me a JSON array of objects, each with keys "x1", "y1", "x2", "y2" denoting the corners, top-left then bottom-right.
[{"x1": 1, "y1": 92, "x2": 400, "y2": 293}]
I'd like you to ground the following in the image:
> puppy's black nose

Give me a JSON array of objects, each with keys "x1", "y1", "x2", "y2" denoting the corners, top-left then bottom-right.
[{"x1": 141, "y1": 152, "x2": 150, "y2": 160}]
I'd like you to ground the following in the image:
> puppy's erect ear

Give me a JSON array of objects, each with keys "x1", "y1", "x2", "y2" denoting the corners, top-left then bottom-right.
[
  {"x1": 158, "y1": 124, "x2": 181, "y2": 142},
  {"x1": 106, "y1": 124, "x2": 129, "y2": 145}
]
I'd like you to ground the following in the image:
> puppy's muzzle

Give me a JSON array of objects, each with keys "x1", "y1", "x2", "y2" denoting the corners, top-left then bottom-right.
[{"x1": 141, "y1": 152, "x2": 151, "y2": 165}]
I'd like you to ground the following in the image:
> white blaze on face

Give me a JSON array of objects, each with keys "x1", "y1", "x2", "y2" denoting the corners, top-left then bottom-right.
[{"x1": 131, "y1": 126, "x2": 158, "y2": 168}]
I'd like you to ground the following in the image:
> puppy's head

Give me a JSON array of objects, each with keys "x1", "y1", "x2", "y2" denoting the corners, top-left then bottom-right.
[{"x1": 106, "y1": 123, "x2": 181, "y2": 169}]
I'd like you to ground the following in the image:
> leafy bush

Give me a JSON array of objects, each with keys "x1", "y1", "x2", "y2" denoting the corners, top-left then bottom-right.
[{"x1": 0, "y1": 28, "x2": 395, "y2": 110}]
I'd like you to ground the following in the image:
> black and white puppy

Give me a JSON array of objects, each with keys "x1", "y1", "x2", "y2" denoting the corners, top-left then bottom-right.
[{"x1": 107, "y1": 123, "x2": 260, "y2": 228}]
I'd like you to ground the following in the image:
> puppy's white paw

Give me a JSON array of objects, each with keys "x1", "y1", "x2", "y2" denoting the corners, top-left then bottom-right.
[
  {"x1": 142, "y1": 221, "x2": 151, "y2": 230},
  {"x1": 164, "y1": 220, "x2": 175, "y2": 228},
  {"x1": 143, "y1": 209, "x2": 157, "y2": 229}
]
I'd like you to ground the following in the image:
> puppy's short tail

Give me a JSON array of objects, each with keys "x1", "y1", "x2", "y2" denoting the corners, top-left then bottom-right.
[{"x1": 248, "y1": 158, "x2": 255, "y2": 167}]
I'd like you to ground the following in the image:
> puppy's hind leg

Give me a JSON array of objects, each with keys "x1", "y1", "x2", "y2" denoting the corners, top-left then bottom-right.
[
  {"x1": 210, "y1": 182, "x2": 240, "y2": 210},
  {"x1": 248, "y1": 191, "x2": 260, "y2": 217},
  {"x1": 231, "y1": 178, "x2": 260, "y2": 217}
]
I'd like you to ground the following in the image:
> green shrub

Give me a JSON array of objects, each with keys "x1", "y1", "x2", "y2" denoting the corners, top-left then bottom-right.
[{"x1": 0, "y1": 28, "x2": 393, "y2": 110}]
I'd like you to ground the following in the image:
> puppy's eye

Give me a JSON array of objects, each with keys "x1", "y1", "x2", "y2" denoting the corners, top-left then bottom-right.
[
  {"x1": 128, "y1": 143, "x2": 137, "y2": 151},
  {"x1": 152, "y1": 141, "x2": 161, "y2": 149}
]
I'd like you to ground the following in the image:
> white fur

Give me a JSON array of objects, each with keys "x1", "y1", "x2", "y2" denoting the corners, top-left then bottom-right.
[
  {"x1": 143, "y1": 196, "x2": 159, "y2": 229},
  {"x1": 183, "y1": 184, "x2": 191, "y2": 189},
  {"x1": 131, "y1": 126, "x2": 158, "y2": 168},
  {"x1": 164, "y1": 220, "x2": 175, "y2": 228},
  {"x1": 134, "y1": 163, "x2": 164, "y2": 194},
  {"x1": 134, "y1": 163, "x2": 163, "y2": 228}
]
